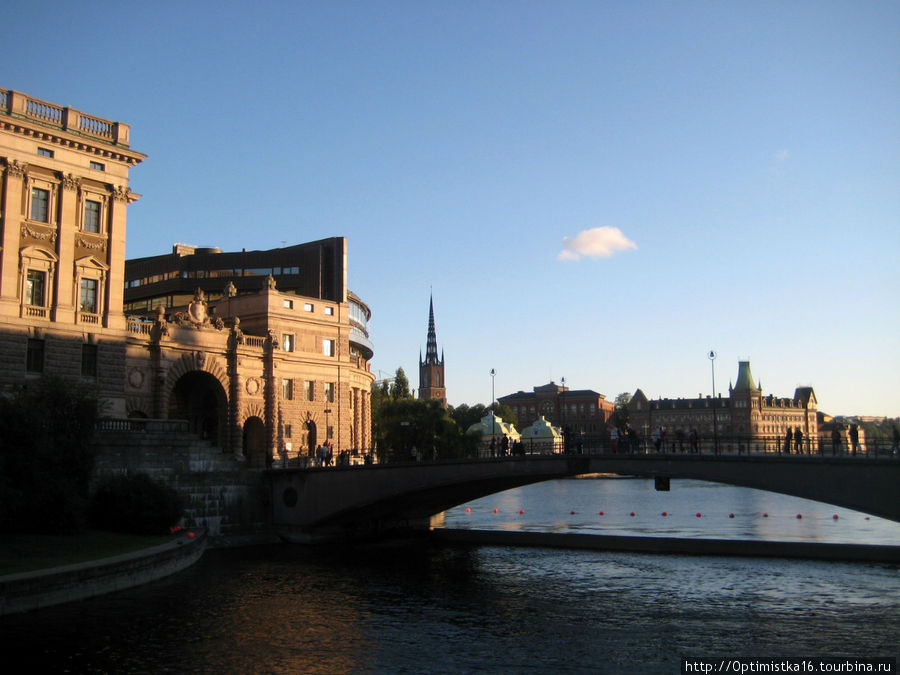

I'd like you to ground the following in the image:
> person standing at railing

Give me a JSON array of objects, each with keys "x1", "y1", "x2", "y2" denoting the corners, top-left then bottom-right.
[
  {"x1": 794, "y1": 427, "x2": 804, "y2": 454},
  {"x1": 831, "y1": 426, "x2": 841, "y2": 456},
  {"x1": 849, "y1": 424, "x2": 860, "y2": 455},
  {"x1": 783, "y1": 428, "x2": 793, "y2": 454}
]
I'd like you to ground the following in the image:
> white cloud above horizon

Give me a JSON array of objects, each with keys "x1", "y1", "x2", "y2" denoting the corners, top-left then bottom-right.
[{"x1": 558, "y1": 226, "x2": 638, "y2": 261}]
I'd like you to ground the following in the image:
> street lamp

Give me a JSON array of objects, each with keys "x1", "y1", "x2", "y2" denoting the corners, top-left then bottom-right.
[
  {"x1": 708, "y1": 350, "x2": 718, "y2": 455},
  {"x1": 490, "y1": 369, "x2": 496, "y2": 453}
]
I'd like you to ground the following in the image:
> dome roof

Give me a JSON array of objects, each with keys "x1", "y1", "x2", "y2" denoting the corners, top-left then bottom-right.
[
  {"x1": 521, "y1": 416, "x2": 562, "y2": 440},
  {"x1": 466, "y1": 412, "x2": 520, "y2": 439}
]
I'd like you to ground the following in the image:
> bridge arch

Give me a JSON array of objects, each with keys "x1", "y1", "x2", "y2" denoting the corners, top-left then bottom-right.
[{"x1": 269, "y1": 455, "x2": 900, "y2": 541}]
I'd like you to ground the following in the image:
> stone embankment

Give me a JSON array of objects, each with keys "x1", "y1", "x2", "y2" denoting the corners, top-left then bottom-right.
[
  {"x1": 0, "y1": 530, "x2": 207, "y2": 616},
  {"x1": 93, "y1": 421, "x2": 273, "y2": 545}
]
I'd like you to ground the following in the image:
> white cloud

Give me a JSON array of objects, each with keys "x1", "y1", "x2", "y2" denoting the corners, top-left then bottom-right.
[{"x1": 558, "y1": 226, "x2": 637, "y2": 261}]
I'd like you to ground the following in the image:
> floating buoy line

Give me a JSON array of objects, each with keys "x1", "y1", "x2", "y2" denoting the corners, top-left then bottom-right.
[{"x1": 462, "y1": 508, "x2": 858, "y2": 521}]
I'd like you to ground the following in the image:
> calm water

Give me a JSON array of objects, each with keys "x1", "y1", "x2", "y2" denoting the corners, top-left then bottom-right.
[
  {"x1": 2, "y1": 479, "x2": 898, "y2": 674},
  {"x1": 440, "y1": 477, "x2": 900, "y2": 545}
]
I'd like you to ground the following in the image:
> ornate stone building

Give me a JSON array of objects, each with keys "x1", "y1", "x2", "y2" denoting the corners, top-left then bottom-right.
[
  {"x1": 1, "y1": 87, "x2": 374, "y2": 467},
  {"x1": 418, "y1": 294, "x2": 446, "y2": 407},
  {"x1": 627, "y1": 361, "x2": 818, "y2": 452}
]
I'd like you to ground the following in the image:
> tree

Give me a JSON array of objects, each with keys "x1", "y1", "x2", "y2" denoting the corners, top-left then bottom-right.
[
  {"x1": 0, "y1": 375, "x2": 100, "y2": 533},
  {"x1": 448, "y1": 403, "x2": 487, "y2": 432},
  {"x1": 614, "y1": 392, "x2": 632, "y2": 431},
  {"x1": 389, "y1": 367, "x2": 411, "y2": 400},
  {"x1": 488, "y1": 402, "x2": 517, "y2": 426},
  {"x1": 374, "y1": 398, "x2": 475, "y2": 461}
]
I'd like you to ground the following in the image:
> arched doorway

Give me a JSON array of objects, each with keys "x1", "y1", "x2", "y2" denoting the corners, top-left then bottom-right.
[
  {"x1": 243, "y1": 416, "x2": 267, "y2": 469},
  {"x1": 169, "y1": 371, "x2": 227, "y2": 448}
]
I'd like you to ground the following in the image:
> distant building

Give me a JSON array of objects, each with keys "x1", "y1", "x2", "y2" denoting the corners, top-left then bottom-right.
[
  {"x1": 627, "y1": 361, "x2": 818, "y2": 453},
  {"x1": 0, "y1": 87, "x2": 374, "y2": 466},
  {"x1": 466, "y1": 412, "x2": 520, "y2": 457},
  {"x1": 418, "y1": 295, "x2": 446, "y2": 407},
  {"x1": 498, "y1": 381, "x2": 615, "y2": 441}
]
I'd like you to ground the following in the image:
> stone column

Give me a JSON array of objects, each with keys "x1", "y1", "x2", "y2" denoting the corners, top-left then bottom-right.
[
  {"x1": 0, "y1": 161, "x2": 25, "y2": 318},
  {"x1": 104, "y1": 185, "x2": 131, "y2": 330},
  {"x1": 263, "y1": 332, "x2": 279, "y2": 461},
  {"x1": 53, "y1": 173, "x2": 79, "y2": 324}
]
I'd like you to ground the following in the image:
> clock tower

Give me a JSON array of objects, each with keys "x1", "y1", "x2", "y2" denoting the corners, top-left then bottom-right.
[{"x1": 418, "y1": 294, "x2": 446, "y2": 407}]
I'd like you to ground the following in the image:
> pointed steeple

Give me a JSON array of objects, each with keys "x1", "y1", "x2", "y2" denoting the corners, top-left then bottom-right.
[
  {"x1": 423, "y1": 294, "x2": 441, "y2": 366},
  {"x1": 419, "y1": 293, "x2": 447, "y2": 406}
]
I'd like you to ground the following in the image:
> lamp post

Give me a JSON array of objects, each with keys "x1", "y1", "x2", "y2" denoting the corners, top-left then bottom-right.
[
  {"x1": 708, "y1": 350, "x2": 718, "y2": 455},
  {"x1": 490, "y1": 368, "x2": 496, "y2": 452}
]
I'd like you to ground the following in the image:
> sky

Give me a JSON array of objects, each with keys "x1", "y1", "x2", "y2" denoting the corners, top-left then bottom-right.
[{"x1": 5, "y1": 1, "x2": 898, "y2": 416}]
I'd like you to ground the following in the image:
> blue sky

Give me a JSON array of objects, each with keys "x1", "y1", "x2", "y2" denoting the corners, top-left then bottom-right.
[{"x1": 6, "y1": 1, "x2": 898, "y2": 415}]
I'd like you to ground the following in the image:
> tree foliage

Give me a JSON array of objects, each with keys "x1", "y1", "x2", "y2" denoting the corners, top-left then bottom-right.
[
  {"x1": 0, "y1": 376, "x2": 100, "y2": 533},
  {"x1": 614, "y1": 392, "x2": 632, "y2": 430},
  {"x1": 89, "y1": 473, "x2": 183, "y2": 534}
]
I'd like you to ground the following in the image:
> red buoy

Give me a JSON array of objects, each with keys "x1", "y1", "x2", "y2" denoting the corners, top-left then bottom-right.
[
  {"x1": 696, "y1": 512, "x2": 702, "y2": 518},
  {"x1": 796, "y1": 514, "x2": 802, "y2": 519},
  {"x1": 729, "y1": 513, "x2": 735, "y2": 518},
  {"x1": 763, "y1": 513, "x2": 769, "y2": 518},
  {"x1": 187, "y1": 531, "x2": 196, "y2": 539},
  {"x1": 630, "y1": 511, "x2": 636, "y2": 517},
  {"x1": 661, "y1": 511, "x2": 667, "y2": 517},
  {"x1": 519, "y1": 509, "x2": 525, "y2": 514},
  {"x1": 598, "y1": 511, "x2": 604, "y2": 516},
  {"x1": 465, "y1": 507, "x2": 471, "y2": 512},
  {"x1": 832, "y1": 514, "x2": 839, "y2": 520},
  {"x1": 493, "y1": 508, "x2": 498, "y2": 514},
  {"x1": 570, "y1": 510, "x2": 576, "y2": 515}
]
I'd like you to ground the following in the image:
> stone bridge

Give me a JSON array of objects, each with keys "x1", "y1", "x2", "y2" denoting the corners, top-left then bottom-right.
[{"x1": 268, "y1": 454, "x2": 900, "y2": 542}]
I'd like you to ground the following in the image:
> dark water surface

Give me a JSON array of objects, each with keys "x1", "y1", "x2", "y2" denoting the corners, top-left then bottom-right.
[{"x1": 2, "y1": 480, "x2": 898, "y2": 673}]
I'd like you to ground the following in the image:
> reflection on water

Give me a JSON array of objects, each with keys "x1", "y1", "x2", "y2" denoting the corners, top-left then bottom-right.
[
  {"x1": 1, "y1": 479, "x2": 898, "y2": 673},
  {"x1": 441, "y1": 478, "x2": 900, "y2": 545}
]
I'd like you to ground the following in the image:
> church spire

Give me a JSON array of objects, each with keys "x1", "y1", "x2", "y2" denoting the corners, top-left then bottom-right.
[
  {"x1": 424, "y1": 294, "x2": 441, "y2": 366},
  {"x1": 419, "y1": 293, "x2": 446, "y2": 406}
]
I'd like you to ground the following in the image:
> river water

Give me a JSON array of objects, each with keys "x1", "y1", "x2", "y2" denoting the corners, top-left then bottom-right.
[{"x1": 2, "y1": 479, "x2": 898, "y2": 673}]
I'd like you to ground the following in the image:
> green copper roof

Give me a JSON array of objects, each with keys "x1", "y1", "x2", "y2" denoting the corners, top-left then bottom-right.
[{"x1": 733, "y1": 361, "x2": 759, "y2": 391}]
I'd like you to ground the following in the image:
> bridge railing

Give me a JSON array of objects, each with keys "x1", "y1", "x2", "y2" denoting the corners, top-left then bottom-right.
[
  {"x1": 267, "y1": 433, "x2": 898, "y2": 471},
  {"x1": 569, "y1": 432, "x2": 896, "y2": 458}
]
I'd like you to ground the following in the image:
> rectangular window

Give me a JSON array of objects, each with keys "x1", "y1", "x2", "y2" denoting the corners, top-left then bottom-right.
[
  {"x1": 81, "y1": 343, "x2": 98, "y2": 377},
  {"x1": 325, "y1": 382, "x2": 335, "y2": 403},
  {"x1": 305, "y1": 380, "x2": 315, "y2": 401},
  {"x1": 26, "y1": 339, "x2": 44, "y2": 373},
  {"x1": 323, "y1": 339, "x2": 335, "y2": 357},
  {"x1": 89, "y1": 161, "x2": 105, "y2": 171},
  {"x1": 283, "y1": 299, "x2": 293, "y2": 309},
  {"x1": 284, "y1": 424, "x2": 292, "y2": 438},
  {"x1": 324, "y1": 306, "x2": 334, "y2": 316},
  {"x1": 30, "y1": 187, "x2": 49, "y2": 222},
  {"x1": 80, "y1": 278, "x2": 98, "y2": 314},
  {"x1": 38, "y1": 147, "x2": 54, "y2": 158},
  {"x1": 282, "y1": 378, "x2": 293, "y2": 400},
  {"x1": 282, "y1": 334, "x2": 294, "y2": 352},
  {"x1": 304, "y1": 303, "x2": 314, "y2": 312},
  {"x1": 84, "y1": 200, "x2": 101, "y2": 233},
  {"x1": 26, "y1": 270, "x2": 46, "y2": 306}
]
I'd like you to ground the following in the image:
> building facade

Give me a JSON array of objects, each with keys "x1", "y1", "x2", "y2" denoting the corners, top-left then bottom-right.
[
  {"x1": 1, "y1": 87, "x2": 374, "y2": 466},
  {"x1": 498, "y1": 381, "x2": 616, "y2": 442},
  {"x1": 627, "y1": 361, "x2": 818, "y2": 453},
  {"x1": 418, "y1": 295, "x2": 446, "y2": 407}
]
